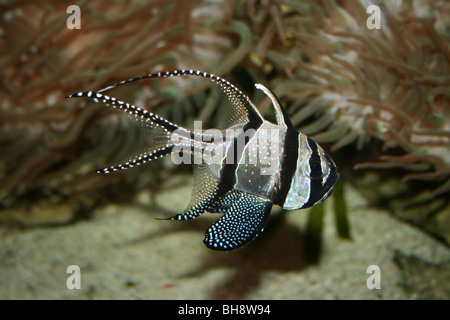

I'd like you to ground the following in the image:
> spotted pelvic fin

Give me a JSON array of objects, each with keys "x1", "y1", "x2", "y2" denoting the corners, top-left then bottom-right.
[{"x1": 203, "y1": 190, "x2": 272, "y2": 251}]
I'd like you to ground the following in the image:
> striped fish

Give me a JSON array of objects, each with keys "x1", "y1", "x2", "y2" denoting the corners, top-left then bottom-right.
[{"x1": 67, "y1": 70, "x2": 339, "y2": 251}]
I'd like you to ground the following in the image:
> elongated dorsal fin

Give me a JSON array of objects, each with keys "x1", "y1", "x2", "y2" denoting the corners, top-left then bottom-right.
[
  {"x1": 97, "y1": 70, "x2": 264, "y2": 128},
  {"x1": 255, "y1": 83, "x2": 293, "y2": 129}
]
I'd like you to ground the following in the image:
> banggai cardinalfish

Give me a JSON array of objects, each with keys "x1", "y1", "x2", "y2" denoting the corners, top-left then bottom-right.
[{"x1": 67, "y1": 70, "x2": 339, "y2": 251}]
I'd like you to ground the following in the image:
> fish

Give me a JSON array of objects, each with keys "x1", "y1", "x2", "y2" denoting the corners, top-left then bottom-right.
[{"x1": 67, "y1": 70, "x2": 339, "y2": 251}]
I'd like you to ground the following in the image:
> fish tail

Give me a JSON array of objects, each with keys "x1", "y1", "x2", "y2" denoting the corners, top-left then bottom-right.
[
  {"x1": 67, "y1": 91, "x2": 181, "y2": 173},
  {"x1": 66, "y1": 91, "x2": 179, "y2": 133},
  {"x1": 96, "y1": 145, "x2": 174, "y2": 174}
]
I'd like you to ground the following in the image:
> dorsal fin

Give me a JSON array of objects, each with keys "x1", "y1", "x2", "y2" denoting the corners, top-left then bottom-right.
[
  {"x1": 255, "y1": 83, "x2": 293, "y2": 129},
  {"x1": 96, "y1": 70, "x2": 264, "y2": 128}
]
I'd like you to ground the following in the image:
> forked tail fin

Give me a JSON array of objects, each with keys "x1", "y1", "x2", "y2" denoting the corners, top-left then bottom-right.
[
  {"x1": 96, "y1": 146, "x2": 175, "y2": 174},
  {"x1": 66, "y1": 91, "x2": 179, "y2": 133},
  {"x1": 66, "y1": 91, "x2": 180, "y2": 174}
]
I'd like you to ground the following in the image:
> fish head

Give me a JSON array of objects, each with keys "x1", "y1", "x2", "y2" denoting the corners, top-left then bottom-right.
[
  {"x1": 301, "y1": 138, "x2": 339, "y2": 207},
  {"x1": 282, "y1": 135, "x2": 339, "y2": 210}
]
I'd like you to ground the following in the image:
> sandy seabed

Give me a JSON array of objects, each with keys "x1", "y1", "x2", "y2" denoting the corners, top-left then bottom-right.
[{"x1": 1, "y1": 174, "x2": 449, "y2": 300}]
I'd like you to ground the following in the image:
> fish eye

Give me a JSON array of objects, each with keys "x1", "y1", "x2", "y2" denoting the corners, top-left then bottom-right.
[
  {"x1": 302, "y1": 158, "x2": 329, "y2": 180},
  {"x1": 309, "y1": 161, "x2": 323, "y2": 179}
]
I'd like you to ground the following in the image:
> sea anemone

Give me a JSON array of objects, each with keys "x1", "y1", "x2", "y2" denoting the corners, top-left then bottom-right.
[
  {"x1": 238, "y1": 0, "x2": 449, "y2": 196},
  {"x1": 224, "y1": 0, "x2": 450, "y2": 242},
  {"x1": 0, "y1": 0, "x2": 244, "y2": 221}
]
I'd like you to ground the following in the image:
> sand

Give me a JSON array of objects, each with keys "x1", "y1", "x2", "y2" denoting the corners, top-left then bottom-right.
[{"x1": 1, "y1": 174, "x2": 449, "y2": 299}]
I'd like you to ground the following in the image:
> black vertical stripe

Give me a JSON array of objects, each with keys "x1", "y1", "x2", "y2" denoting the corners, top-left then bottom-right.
[
  {"x1": 272, "y1": 129, "x2": 299, "y2": 206},
  {"x1": 214, "y1": 119, "x2": 263, "y2": 200},
  {"x1": 321, "y1": 153, "x2": 340, "y2": 196},
  {"x1": 301, "y1": 137, "x2": 323, "y2": 208}
]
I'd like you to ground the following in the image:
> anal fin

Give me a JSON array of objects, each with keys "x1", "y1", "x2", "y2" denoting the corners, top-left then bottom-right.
[
  {"x1": 161, "y1": 202, "x2": 208, "y2": 221},
  {"x1": 160, "y1": 163, "x2": 221, "y2": 221}
]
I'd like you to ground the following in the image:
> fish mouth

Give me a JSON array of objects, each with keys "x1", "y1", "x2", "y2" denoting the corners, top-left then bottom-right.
[
  {"x1": 302, "y1": 169, "x2": 339, "y2": 208},
  {"x1": 322, "y1": 171, "x2": 339, "y2": 201}
]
